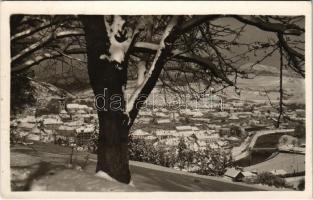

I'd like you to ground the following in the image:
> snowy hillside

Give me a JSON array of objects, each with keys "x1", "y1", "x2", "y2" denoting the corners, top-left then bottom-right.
[
  {"x1": 239, "y1": 63, "x2": 291, "y2": 77},
  {"x1": 30, "y1": 80, "x2": 76, "y2": 101}
]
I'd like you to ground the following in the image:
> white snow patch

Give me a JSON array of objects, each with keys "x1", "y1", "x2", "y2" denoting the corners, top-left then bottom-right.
[
  {"x1": 136, "y1": 61, "x2": 146, "y2": 86},
  {"x1": 100, "y1": 16, "x2": 134, "y2": 65},
  {"x1": 95, "y1": 171, "x2": 118, "y2": 183},
  {"x1": 128, "y1": 180, "x2": 135, "y2": 187}
]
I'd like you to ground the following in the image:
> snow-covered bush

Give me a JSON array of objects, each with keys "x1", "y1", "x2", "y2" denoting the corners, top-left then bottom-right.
[
  {"x1": 128, "y1": 137, "x2": 232, "y2": 176},
  {"x1": 193, "y1": 146, "x2": 232, "y2": 176},
  {"x1": 255, "y1": 172, "x2": 287, "y2": 188}
]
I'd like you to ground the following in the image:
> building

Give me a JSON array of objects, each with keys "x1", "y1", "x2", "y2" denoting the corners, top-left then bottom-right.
[
  {"x1": 137, "y1": 117, "x2": 152, "y2": 124},
  {"x1": 17, "y1": 122, "x2": 36, "y2": 132},
  {"x1": 270, "y1": 169, "x2": 288, "y2": 177},
  {"x1": 144, "y1": 135, "x2": 157, "y2": 141},
  {"x1": 59, "y1": 110, "x2": 71, "y2": 121},
  {"x1": 131, "y1": 129, "x2": 151, "y2": 140},
  {"x1": 224, "y1": 168, "x2": 244, "y2": 182},
  {"x1": 219, "y1": 127, "x2": 231, "y2": 136},
  {"x1": 175, "y1": 126, "x2": 194, "y2": 131},
  {"x1": 155, "y1": 130, "x2": 175, "y2": 139},
  {"x1": 76, "y1": 125, "x2": 95, "y2": 145},
  {"x1": 241, "y1": 171, "x2": 257, "y2": 182},
  {"x1": 157, "y1": 119, "x2": 171, "y2": 124},
  {"x1": 197, "y1": 134, "x2": 219, "y2": 143},
  {"x1": 43, "y1": 118, "x2": 63, "y2": 130}
]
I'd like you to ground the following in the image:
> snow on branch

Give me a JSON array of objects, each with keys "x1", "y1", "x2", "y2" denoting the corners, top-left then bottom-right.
[
  {"x1": 11, "y1": 47, "x2": 86, "y2": 73},
  {"x1": 11, "y1": 30, "x2": 84, "y2": 65},
  {"x1": 11, "y1": 35, "x2": 52, "y2": 64},
  {"x1": 133, "y1": 42, "x2": 159, "y2": 52},
  {"x1": 126, "y1": 16, "x2": 179, "y2": 114},
  {"x1": 11, "y1": 52, "x2": 61, "y2": 73},
  {"x1": 136, "y1": 60, "x2": 146, "y2": 86},
  {"x1": 99, "y1": 16, "x2": 143, "y2": 66},
  {"x1": 11, "y1": 20, "x2": 56, "y2": 42}
]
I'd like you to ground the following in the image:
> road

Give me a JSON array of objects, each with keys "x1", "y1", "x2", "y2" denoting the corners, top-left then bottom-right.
[
  {"x1": 129, "y1": 163, "x2": 266, "y2": 191},
  {"x1": 11, "y1": 142, "x2": 272, "y2": 192}
]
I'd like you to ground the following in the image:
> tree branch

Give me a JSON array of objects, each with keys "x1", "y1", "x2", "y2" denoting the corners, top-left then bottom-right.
[
  {"x1": 11, "y1": 47, "x2": 86, "y2": 73},
  {"x1": 231, "y1": 15, "x2": 304, "y2": 35},
  {"x1": 11, "y1": 30, "x2": 84, "y2": 66},
  {"x1": 11, "y1": 52, "x2": 61, "y2": 73},
  {"x1": 11, "y1": 20, "x2": 58, "y2": 42},
  {"x1": 127, "y1": 16, "x2": 183, "y2": 127},
  {"x1": 179, "y1": 15, "x2": 221, "y2": 33}
]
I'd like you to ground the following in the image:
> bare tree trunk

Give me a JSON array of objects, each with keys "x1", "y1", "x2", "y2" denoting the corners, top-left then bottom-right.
[
  {"x1": 277, "y1": 40, "x2": 283, "y2": 128},
  {"x1": 80, "y1": 16, "x2": 131, "y2": 183}
]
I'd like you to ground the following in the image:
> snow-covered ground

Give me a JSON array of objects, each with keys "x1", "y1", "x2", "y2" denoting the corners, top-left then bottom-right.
[{"x1": 10, "y1": 142, "x2": 277, "y2": 192}]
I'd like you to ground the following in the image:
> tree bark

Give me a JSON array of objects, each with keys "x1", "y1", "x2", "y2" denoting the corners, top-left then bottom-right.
[{"x1": 80, "y1": 15, "x2": 130, "y2": 183}]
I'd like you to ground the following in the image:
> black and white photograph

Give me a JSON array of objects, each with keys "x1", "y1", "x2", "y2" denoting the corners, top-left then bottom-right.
[{"x1": 0, "y1": 1, "x2": 312, "y2": 199}]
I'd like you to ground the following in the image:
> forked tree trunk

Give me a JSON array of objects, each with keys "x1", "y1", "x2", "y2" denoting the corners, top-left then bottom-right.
[
  {"x1": 80, "y1": 16, "x2": 131, "y2": 183},
  {"x1": 80, "y1": 15, "x2": 181, "y2": 183}
]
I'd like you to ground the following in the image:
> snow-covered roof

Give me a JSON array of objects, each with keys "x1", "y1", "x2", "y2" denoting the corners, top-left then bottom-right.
[
  {"x1": 19, "y1": 116, "x2": 36, "y2": 123},
  {"x1": 213, "y1": 112, "x2": 229, "y2": 118},
  {"x1": 43, "y1": 118, "x2": 62, "y2": 125},
  {"x1": 180, "y1": 109, "x2": 204, "y2": 117},
  {"x1": 18, "y1": 122, "x2": 36, "y2": 129},
  {"x1": 57, "y1": 125, "x2": 76, "y2": 136},
  {"x1": 31, "y1": 127, "x2": 41, "y2": 134},
  {"x1": 241, "y1": 171, "x2": 256, "y2": 177},
  {"x1": 76, "y1": 125, "x2": 95, "y2": 133},
  {"x1": 67, "y1": 104, "x2": 80, "y2": 109},
  {"x1": 67, "y1": 104, "x2": 90, "y2": 110},
  {"x1": 58, "y1": 125, "x2": 76, "y2": 131},
  {"x1": 132, "y1": 129, "x2": 150, "y2": 136},
  {"x1": 139, "y1": 111, "x2": 153, "y2": 116},
  {"x1": 60, "y1": 114, "x2": 70, "y2": 119},
  {"x1": 176, "y1": 126, "x2": 193, "y2": 131},
  {"x1": 60, "y1": 109, "x2": 68, "y2": 114},
  {"x1": 177, "y1": 131, "x2": 194, "y2": 137},
  {"x1": 229, "y1": 114, "x2": 239, "y2": 120},
  {"x1": 155, "y1": 130, "x2": 176, "y2": 136},
  {"x1": 144, "y1": 135, "x2": 157, "y2": 140},
  {"x1": 270, "y1": 169, "x2": 287, "y2": 176},
  {"x1": 227, "y1": 136, "x2": 240, "y2": 141},
  {"x1": 191, "y1": 111, "x2": 204, "y2": 117},
  {"x1": 157, "y1": 119, "x2": 171, "y2": 124},
  {"x1": 77, "y1": 110, "x2": 87, "y2": 114},
  {"x1": 224, "y1": 168, "x2": 242, "y2": 178},
  {"x1": 64, "y1": 121, "x2": 84, "y2": 127},
  {"x1": 155, "y1": 112, "x2": 167, "y2": 118}
]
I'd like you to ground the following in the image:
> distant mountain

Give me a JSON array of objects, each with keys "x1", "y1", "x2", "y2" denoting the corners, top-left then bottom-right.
[{"x1": 239, "y1": 63, "x2": 291, "y2": 77}]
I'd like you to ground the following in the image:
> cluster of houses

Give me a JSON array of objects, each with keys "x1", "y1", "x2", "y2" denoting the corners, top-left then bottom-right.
[
  {"x1": 11, "y1": 100, "x2": 98, "y2": 150},
  {"x1": 131, "y1": 94, "x2": 305, "y2": 153},
  {"x1": 131, "y1": 126, "x2": 225, "y2": 151}
]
